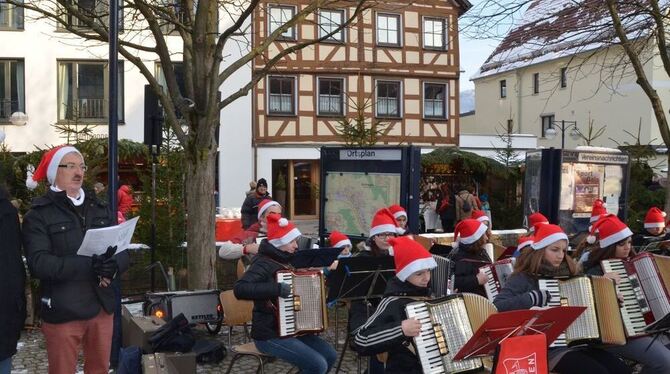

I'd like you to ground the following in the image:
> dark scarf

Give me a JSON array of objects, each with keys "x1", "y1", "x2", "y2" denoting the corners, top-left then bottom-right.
[{"x1": 536, "y1": 260, "x2": 572, "y2": 279}]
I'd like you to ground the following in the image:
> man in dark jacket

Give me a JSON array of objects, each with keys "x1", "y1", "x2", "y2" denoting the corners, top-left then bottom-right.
[
  {"x1": 240, "y1": 178, "x2": 271, "y2": 229},
  {"x1": 22, "y1": 145, "x2": 130, "y2": 374},
  {"x1": 0, "y1": 186, "x2": 26, "y2": 374}
]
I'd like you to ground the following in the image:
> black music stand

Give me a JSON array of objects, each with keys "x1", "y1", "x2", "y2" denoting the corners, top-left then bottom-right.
[
  {"x1": 453, "y1": 306, "x2": 586, "y2": 361},
  {"x1": 290, "y1": 247, "x2": 342, "y2": 268},
  {"x1": 644, "y1": 312, "x2": 670, "y2": 351},
  {"x1": 327, "y1": 256, "x2": 396, "y2": 374}
]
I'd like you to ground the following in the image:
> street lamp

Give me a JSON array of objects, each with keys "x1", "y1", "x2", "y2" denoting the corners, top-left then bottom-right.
[
  {"x1": 9, "y1": 111, "x2": 28, "y2": 126},
  {"x1": 545, "y1": 120, "x2": 580, "y2": 149}
]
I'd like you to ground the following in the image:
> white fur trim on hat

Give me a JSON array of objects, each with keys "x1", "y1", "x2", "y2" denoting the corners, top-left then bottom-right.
[
  {"x1": 47, "y1": 146, "x2": 81, "y2": 185},
  {"x1": 370, "y1": 223, "x2": 398, "y2": 237},
  {"x1": 333, "y1": 239, "x2": 352, "y2": 248},
  {"x1": 269, "y1": 228, "x2": 301, "y2": 247},
  {"x1": 459, "y1": 223, "x2": 488, "y2": 245},
  {"x1": 476, "y1": 215, "x2": 490, "y2": 223},
  {"x1": 517, "y1": 239, "x2": 533, "y2": 250},
  {"x1": 393, "y1": 210, "x2": 407, "y2": 219},
  {"x1": 396, "y1": 256, "x2": 437, "y2": 282},
  {"x1": 531, "y1": 232, "x2": 569, "y2": 250},
  {"x1": 258, "y1": 200, "x2": 280, "y2": 219},
  {"x1": 590, "y1": 215, "x2": 602, "y2": 223},
  {"x1": 599, "y1": 227, "x2": 633, "y2": 248},
  {"x1": 644, "y1": 222, "x2": 666, "y2": 229}
]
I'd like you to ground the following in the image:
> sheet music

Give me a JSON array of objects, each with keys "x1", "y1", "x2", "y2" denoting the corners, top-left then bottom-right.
[{"x1": 76, "y1": 217, "x2": 139, "y2": 257}]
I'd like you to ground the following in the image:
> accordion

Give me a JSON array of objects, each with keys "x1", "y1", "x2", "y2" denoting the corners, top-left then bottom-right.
[
  {"x1": 276, "y1": 269, "x2": 328, "y2": 337},
  {"x1": 405, "y1": 293, "x2": 497, "y2": 373},
  {"x1": 480, "y1": 258, "x2": 516, "y2": 302},
  {"x1": 431, "y1": 255, "x2": 454, "y2": 298},
  {"x1": 539, "y1": 276, "x2": 626, "y2": 347},
  {"x1": 601, "y1": 253, "x2": 670, "y2": 336}
]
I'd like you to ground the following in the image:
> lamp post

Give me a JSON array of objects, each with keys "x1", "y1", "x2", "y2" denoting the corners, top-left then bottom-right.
[{"x1": 544, "y1": 120, "x2": 581, "y2": 149}]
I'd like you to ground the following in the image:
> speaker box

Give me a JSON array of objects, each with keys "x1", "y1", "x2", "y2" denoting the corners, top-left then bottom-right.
[{"x1": 144, "y1": 85, "x2": 163, "y2": 152}]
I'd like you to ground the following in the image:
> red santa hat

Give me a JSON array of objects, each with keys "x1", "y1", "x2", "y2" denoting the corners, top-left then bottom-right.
[
  {"x1": 388, "y1": 204, "x2": 407, "y2": 219},
  {"x1": 528, "y1": 212, "x2": 549, "y2": 232},
  {"x1": 257, "y1": 199, "x2": 280, "y2": 219},
  {"x1": 329, "y1": 230, "x2": 351, "y2": 248},
  {"x1": 587, "y1": 214, "x2": 633, "y2": 248},
  {"x1": 370, "y1": 208, "x2": 403, "y2": 237},
  {"x1": 590, "y1": 199, "x2": 608, "y2": 223},
  {"x1": 471, "y1": 210, "x2": 490, "y2": 223},
  {"x1": 388, "y1": 236, "x2": 437, "y2": 282},
  {"x1": 531, "y1": 224, "x2": 568, "y2": 250},
  {"x1": 517, "y1": 235, "x2": 533, "y2": 251},
  {"x1": 453, "y1": 219, "x2": 487, "y2": 248},
  {"x1": 266, "y1": 213, "x2": 301, "y2": 247},
  {"x1": 26, "y1": 145, "x2": 82, "y2": 190},
  {"x1": 644, "y1": 207, "x2": 667, "y2": 229}
]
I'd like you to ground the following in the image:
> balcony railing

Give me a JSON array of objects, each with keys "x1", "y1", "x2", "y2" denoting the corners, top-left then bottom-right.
[{"x1": 77, "y1": 98, "x2": 105, "y2": 119}]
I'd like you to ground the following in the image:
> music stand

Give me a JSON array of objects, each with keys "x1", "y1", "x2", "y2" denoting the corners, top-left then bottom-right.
[
  {"x1": 290, "y1": 247, "x2": 342, "y2": 268},
  {"x1": 643, "y1": 312, "x2": 670, "y2": 351},
  {"x1": 327, "y1": 256, "x2": 396, "y2": 374},
  {"x1": 453, "y1": 306, "x2": 586, "y2": 361}
]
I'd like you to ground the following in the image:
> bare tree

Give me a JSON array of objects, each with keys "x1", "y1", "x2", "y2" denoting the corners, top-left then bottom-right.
[
  {"x1": 464, "y1": 0, "x2": 670, "y2": 212},
  {"x1": 9, "y1": 0, "x2": 377, "y2": 288}
]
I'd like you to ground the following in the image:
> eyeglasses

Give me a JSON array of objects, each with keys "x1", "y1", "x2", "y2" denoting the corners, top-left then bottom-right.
[
  {"x1": 58, "y1": 163, "x2": 88, "y2": 172},
  {"x1": 376, "y1": 233, "x2": 397, "y2": 238}
]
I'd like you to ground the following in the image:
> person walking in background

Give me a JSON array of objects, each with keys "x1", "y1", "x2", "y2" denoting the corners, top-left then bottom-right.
[
  {"x1": 437, "y1": 184, "x2": 455, "y2": 233},
  {"x1": 93, "y1": 182, "x2": 105, "y2": 200},
  {"x1": 241, "y1": 178, "x2": 271, "y2": 229},
  {"x1": 117, "y1": 184, "x2": 133, "y2": 220},
  {"x1": 0, "y1": 185, "x2": 26, "y2": 374},
  {"x1": 455, "y1": 185, "x2": 479, "y2": 222},
  {"x1": 480, "y1": 193, "x2": 491, "y2": 223},
  {"x1": 246, "y1": 181, "x2": 257, "y2": 197},
  {"x1": 23, "y1": 145, "x2": 130, "y2": 374}
]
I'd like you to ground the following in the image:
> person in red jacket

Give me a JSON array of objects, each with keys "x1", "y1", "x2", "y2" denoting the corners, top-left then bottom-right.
[{"x1": 117, "y1": 184, "x2": 133, "y2": 219}]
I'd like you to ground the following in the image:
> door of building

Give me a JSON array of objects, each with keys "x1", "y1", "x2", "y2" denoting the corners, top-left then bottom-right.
[{"x1": 290, "y1": 160, "x2": 319, "y2": 219}]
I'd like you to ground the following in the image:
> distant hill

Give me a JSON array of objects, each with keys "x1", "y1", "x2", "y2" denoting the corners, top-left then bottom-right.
[{"x1": 460, "y1": 89, "x2": 475, "y2": 114}]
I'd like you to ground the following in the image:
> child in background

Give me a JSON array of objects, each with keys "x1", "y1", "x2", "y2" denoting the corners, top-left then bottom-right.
[
  {"x1": 388, "y1": 204, "x2": 408, "y2": 234},
  {"x1": 325, "y1": 230, "x2": 352, "y2": 274}
]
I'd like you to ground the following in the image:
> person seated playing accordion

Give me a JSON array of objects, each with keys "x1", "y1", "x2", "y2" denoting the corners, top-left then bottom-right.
[
  {"x1": 582, "y1": 214, "x2": 670, "y2": 374},
  {"x1": 450, "y1": 218, "x2": 492, "y2": 297},
  {"x1": 631, "y1": 207, "x2": 670, "y2": 252},
  {"x1": 233, "y1": 213, "x2": 336, "y2": 374},
  {"x1": 353, "y1": 236, "x2": 438, "y2": 374},
  {"x1": 494, "y1": 224, "x2": 631, "y2": 374}
]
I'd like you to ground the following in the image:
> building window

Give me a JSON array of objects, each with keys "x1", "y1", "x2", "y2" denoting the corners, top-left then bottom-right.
[
  {"x1": 541, "y1": 114, "x2": 555, "y2": 137},
  {"x1": 155, "y1": 62, "x2": 186, "y2": 119},
  {"x1": 376, "y1": 80, "x2": 401, "y2": 118},
  {"x1": 500, "y1": 80, "x2": 507, "y2": 98},
  {"x1": 268, "y1": 5, "x2": 295, "y2": 40},
  {"x1": 423, "y1": 17, "x2": 447, "y2": 50},
  {"x1": 533, "y1": 73, "x2": 539, "y2": 94},
  {"x1": 158, "y1": 2, "x2": 187, "y2": 35},
  {"x1": 318, "y1": 9, "x2": 344, "y2": 42},
  {"x1": 59, "y1": 0, "x2": 123, "y2": 31},
  {"x1": 57, "y1": 61, "x2": 125, "y2": 121},
  {"x1": 560, "y1": 67, "x2": 567, "y2": 88},
  {"x1": 0, "y1": 60, "x2": 25, "y2": 120},
  {"x1": 268, "y1": 76, "x2": 295, "y2": 115},
  {"x1": 423, "y1": 82, "x2": 447, "y2": 119},
  {"x1": 0, "y1": 0, "x2": 24, "y2": 30},
  {"x1": 317, "y1": 78, "x2": 344, "y2": 116},
  {"x1": 376, "y1": 13, "x2": 400, "y2": 46}
]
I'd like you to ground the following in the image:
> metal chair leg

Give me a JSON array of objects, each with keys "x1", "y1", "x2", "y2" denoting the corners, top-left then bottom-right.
[
  {"x1": 224, "y1": 354, "x2": 240, "y2": 374},
  {"x1": 255, "y1": 355, "x2": 265, "y2": 374},
  {"x1": 335, "y1": 333, "x2": 350, "y2": 373},
  {"x1": 228, "y1": 326, "x2": 233, "y2": 348}
]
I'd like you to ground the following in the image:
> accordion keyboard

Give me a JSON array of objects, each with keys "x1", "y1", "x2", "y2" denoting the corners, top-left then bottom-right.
[
  {"x1": 602, "y1": 259, "x2": 649, "y2": 335},
  {"x1": 539, "y1": 279, "x2": 567, "y2": 347},
  {"x1": 276, "y1": 271, "x2": 326, "y2": 337}
]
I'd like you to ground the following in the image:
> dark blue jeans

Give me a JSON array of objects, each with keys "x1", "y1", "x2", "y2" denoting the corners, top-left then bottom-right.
[
  {"x1": 255, "y1": 335, "x2": 337, "y2": 374},
  {"x1": 0, "y1": 357, "x2": 11, "y2": 374}
]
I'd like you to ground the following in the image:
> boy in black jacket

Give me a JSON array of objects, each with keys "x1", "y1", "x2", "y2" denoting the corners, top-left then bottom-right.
[
  {"x1": 234, "y1": 213, "x2": 336, "y2": 374},
  {"x1": 450, "y1": 218, "x2": 491, "y2": 296},
  {"x1": 353, "y1": 236, "x2": 437, "y2": 374},
  {"x1": 631, "y1": 207, "x2": 670, "y2": 251}
]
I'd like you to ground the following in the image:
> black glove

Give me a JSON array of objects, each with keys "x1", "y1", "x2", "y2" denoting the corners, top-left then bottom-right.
[
  {"x1": 528, "y1": 290, "x2": 551, "y2": 307},
  {"x1": 278, "y1": 282, "x2": 292, "y2": 298},
  {"x1": 92, "y1": 255, "x2": 118, "y2": 279}
]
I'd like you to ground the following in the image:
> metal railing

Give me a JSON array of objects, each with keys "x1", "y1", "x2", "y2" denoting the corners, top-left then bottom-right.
[{"x1": 77, "y1": 98, "x2": 105, "y2": 118}]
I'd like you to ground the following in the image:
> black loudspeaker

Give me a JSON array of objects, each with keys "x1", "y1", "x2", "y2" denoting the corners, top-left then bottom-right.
[{"x1": 144, "y1": 85, "x2": 163, "y2": 153}]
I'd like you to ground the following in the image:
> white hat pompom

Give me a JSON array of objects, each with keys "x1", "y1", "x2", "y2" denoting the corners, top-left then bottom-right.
[
  {"x1": 663, "y1": 212, "x2": 667, "y2": 217},
  {"x1": 279, "y1": 218, "x2": 289, "y2": 227},
  {"x1": 25, "y1": 165, "x2": 38, "y2": 190},
  {"x1": 586, "y1": 235, "x2": 596, "y2": 244}
]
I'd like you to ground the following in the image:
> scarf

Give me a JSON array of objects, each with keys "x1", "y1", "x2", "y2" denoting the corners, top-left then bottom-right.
[
  {"x1": 536, "y1": 260, "x2": 572, "y2": 279},
  {"x1": 50, "y1": 186, "x2": 86, "y2": 207}
]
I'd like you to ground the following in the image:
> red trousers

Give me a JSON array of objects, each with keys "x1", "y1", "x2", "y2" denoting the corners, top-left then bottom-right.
[{"x1": 41, "y1": 309, "x2": 113, "y2": 374}]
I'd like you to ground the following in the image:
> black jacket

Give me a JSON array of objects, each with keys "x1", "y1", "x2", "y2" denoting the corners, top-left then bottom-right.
[
  {"x1": 451, "y1": 248, "x2": 491, "y2": 297},
  {"x1": 346, "y1": 250, "x2": 389, "y2": 333},
  {"x1": 240, "y1": 192, "x2": 270, "y2": 229},
  {"x1": 22, "y1": 189, "x2": 130, "y2": 323},
  {"x1": 233, "y1": 240, "x2": 292, "y2": 340},
  {"x1": 353, "y1": 277, "x2": 430, "y2": 374},
  {"x1": 0, "y1": 188, "x2": 26, "y2": 360},
  {"x1": 493, "y1": 272, "x2": 537, "y2": 312}
]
